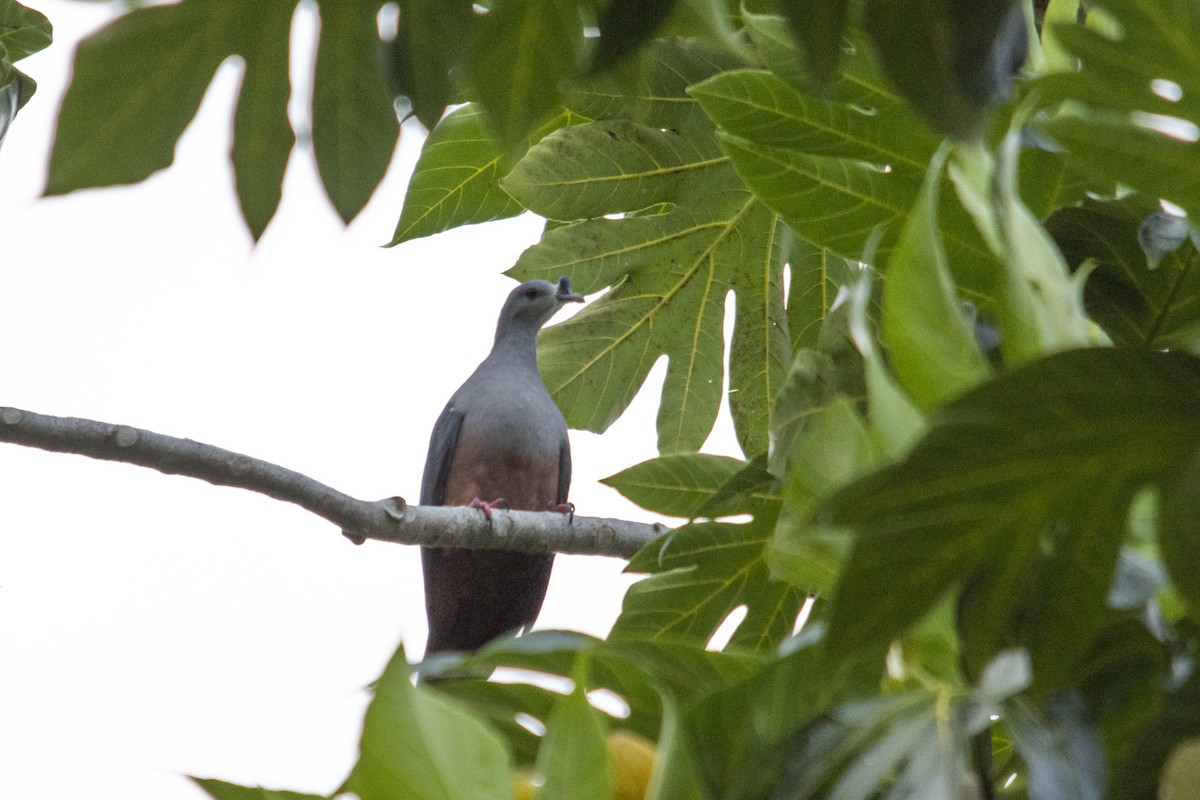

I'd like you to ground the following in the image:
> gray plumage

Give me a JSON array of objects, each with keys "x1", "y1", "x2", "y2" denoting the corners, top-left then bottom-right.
[{"x1": 420, "y1": 277, "x2": 583, "y2": 654}]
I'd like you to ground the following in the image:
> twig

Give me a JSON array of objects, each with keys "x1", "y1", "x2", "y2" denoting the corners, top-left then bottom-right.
[{"x1": 0, "y1": 407, "x2": 667, "y2": 558}]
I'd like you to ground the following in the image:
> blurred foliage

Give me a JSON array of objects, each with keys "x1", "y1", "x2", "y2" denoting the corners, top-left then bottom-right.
[
  {"x1": 41, "y1": 0, "x2": 1200, "y2": 797},
  {"x1": 0, "y1": 0, "x2": 50, "y2": 149}
]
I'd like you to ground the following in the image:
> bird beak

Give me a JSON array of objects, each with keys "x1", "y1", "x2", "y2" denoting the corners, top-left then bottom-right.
[{"x1": 555, "y1": 275, "x2": 585, "y2": 304}]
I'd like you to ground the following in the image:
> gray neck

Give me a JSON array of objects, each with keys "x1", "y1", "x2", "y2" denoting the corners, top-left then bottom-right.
[{"x1": 486, "y1": 323, "x2": 541, "y2": 372}]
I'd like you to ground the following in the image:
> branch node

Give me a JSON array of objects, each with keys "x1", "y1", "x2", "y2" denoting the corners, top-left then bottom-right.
[
  {"x1": 1, "y1": 408, "x2": 22, "y2": 425},
  {"x1": 229, "y1": 456, "x2": 252, "y2": 477},
  {"x1": 384, "y1": 496, "x2": 407, "y2": 521},
  {"x1": 114, "y1": 426, "x2": 139, "y2": 447},
  {"x1": 342, "y1": 529, "x2": 367, "y2": 546}
]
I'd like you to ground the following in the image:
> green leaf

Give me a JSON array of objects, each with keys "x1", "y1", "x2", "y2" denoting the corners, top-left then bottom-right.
[
  {"x1": 467, "y1": 0, "x2": 582, "y2": 150},
  {"x1": 729, "y1": 209, "x2": 793, "y2": 457},
  {"x1": 1037, "y1": 0, "x2": 1085, "y2": 73},
  {"x1": 389, "y1": 104, "x2": 531, "y2": 245},
  {"x1": 428, "y1": 679, "x2": 556, "y2": 765},
  {"x1": 881, "y1": 148, "x2": 991, "y2": 409},
  {"x1": 501, "y1": 118, "x2": 726, "y2": 221},
  {"x1": 388, "y1": 0, "x2": 472, "y2": 129},
  {"x1": 0, "y1": 0, "x2": 51, "y2": 62},
  {"x1": 1046, "y1": 197, "x2": 1200, "y2": 350},
  {"x1": 437, "y1": 630, "x2": 765, "y2": 751},
  {"x1": 1017, "y1": 142, "x2": 1095, "y2": 220},
  {"x1": 613, "y1": 514, "x2": 807, "y2": 652},
  {"x1": 231, "y1": 0, "x2": 295, "y2": 240},
  {"x1": 569, "y1": 37, "x2": 742, "y2": 130},
  {"x1": 821, "y1": 349, "x2": 1200, "y2": 687},
  {"x1": 776, "y1": 0, "x2": 851, "y2": 87},
  {"x1": 343, "y1": 644, "x2": 512, "y2": 800},
  {"x1": 0, "y1": 49, "x2": 17, "y2": 148},
  {"x1": 1075, "y1": 615, "x2": 1169, "y2": 781},
  {"x1": 689, "y1": 63, "x2": 940, "y2": 171},
  {"x1": 47, "y1": 0, "x2": 239, "y2": 194},
  {"x1": 485, "y1": 39, "x2": 794, "y2": 455},
  {"x1": 601, "y1": 453, "x2": 748, "y2": 518},
  {"x1": 589, "y1": 0, "x2": 679, "y2": 74},
  {"x1": 508, "y1": 140, "x2": 784, "y2": 454},
  {"x1": 1108, "y1": 644, "x2": 1200, "y2": 800},
  {"x1": 710, "y1": 131, "x2": 996, "y2": 300},
  {"x1": 45, "y1": 0, "x2": 399, "y2": 232},
  {"x1": 0, "y1": 0, "x2": 49, "y2": 121},
  {"x1": 1036, "y1": 0, "x2": 1200, "y2": 220},
  {"x1": 191, "y1": 778, "x2": 324, "y2": 800},
  {"x1": 646, "y1": 700, "x2": 705, "y2": 800},
  {"x1": 503, "y1": 40, "x2": 794, "y2": 456},
  {"x1": 742, "y1": 0, "x2": 808, "y2": 86},
  {"x1": 694, "y1": 453, "x2": 779, "y2": 519},
  {"x1": 537, "y1": 661, "x2": 612, "y2": 800},
  {"x1": 951, "y1": 131, "x2": 1093, "y2": 366},
  {"x1": 844, "y1": 271, "x2": 927, "y2": 458},
  {"x1": 313, "y1": 0, "x2": 400, "y2": 223},
  {"x1": 1161, "y1": 447, "x2": 1200, "y2": 616},
  {"x1": 769, "y1": 399, "x2": 878, "y2": 596},
  {"x1": 786, "y1": 238, "x2": 856, "y2": 353},
  {"x1": 767, "y1": 309, "x2": 866, "y2": 478},
  {"x1": 644, "y1": 636, "x2": 834, "y2": 800},
  {"x1": 863, "y1": 0, "x2": 1026, "y2": 140}
]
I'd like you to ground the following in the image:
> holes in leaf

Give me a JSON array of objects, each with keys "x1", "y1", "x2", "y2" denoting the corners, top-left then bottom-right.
[
  {"x1": 706, "y1": 604, "x2": 748, "y2": 651},
  {"x1": 1151, "y1": 78, "x2": 1184, "y2": 103},
  {"x1": 1131, "y1": 111, "x2": 1199, "y2": 142},
  {"x1": 587, "y1": 688, "x2": 631, "y2": 719},
  {"x1": 515, "y1": 712, "x2": 547, "y2": 736}
]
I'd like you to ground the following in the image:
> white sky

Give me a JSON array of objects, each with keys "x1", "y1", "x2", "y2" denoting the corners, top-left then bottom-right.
[{"x1": 0, "y1": 2, "x2": 741, "y2": 798}]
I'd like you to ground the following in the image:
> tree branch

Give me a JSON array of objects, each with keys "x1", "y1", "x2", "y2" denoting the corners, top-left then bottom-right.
[{"x1": 0, "y1": 407, "x2": 668, "y2": 559}]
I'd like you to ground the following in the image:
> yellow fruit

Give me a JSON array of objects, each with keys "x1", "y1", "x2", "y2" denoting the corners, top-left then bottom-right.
[
  {"x1": 1162, "y1": 738, "x2": 1200, "y2": 800},
  {"x1": 511, "y1": 770, "x2": 539, "y2": 800},
  {"x1": 607, "y1": 730, "x2": 657, "y2": 800}
]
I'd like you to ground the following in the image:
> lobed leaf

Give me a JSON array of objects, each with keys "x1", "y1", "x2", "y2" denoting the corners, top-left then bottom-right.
[
  {"x1": 313, "y1": 0, "x2": 400, "y2": 224},
  {"x1": 46, "y1": 0, "x2": 240, "y2": 195},
  {"x1": 389, "y1": 104, "x2": 535, "y2": 245},
  {"x1": 601, "y1": 453, "x2": 748, "y2": 518},
  {"x1": 502, "y1": 119, "x2": 726, "y2": 221},
  {"x1": 613, "y1": 514, "x2": 806, "y2": 652},
  {"x1": 1036, "y1": 0, "x2": 1200, "y2": 220},
  {"x1": 509, "y1": 127, "x2": 787, "y2": 453},
  {"x1": 231, "y1": 0, "x2": 295, "y2": 240}
]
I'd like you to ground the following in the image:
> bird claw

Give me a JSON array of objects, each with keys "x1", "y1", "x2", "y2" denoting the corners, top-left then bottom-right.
[
  {"x1": 469, "y1": 497, "x2": 510, "y2": 521},
  {"x1": 548, "y1": 501, "x2": 575, "y2": 525}
]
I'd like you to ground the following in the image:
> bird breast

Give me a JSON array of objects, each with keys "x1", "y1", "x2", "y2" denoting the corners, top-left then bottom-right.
[{"x1": 443, "y1": 375, "x2": 566, "y2": 510}]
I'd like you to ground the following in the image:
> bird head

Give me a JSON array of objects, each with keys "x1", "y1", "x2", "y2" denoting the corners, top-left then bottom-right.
[{"x1": 497, "y1": 277, "x2": 584, "y2": 334}]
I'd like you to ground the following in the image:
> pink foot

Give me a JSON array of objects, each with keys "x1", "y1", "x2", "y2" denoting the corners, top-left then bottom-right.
[
  {"x1": 469, "y1": 497, "x2": 510, "y2": 520},
  {"x1": 547, "y1": 501, "x2": 575, "y2": 524}
]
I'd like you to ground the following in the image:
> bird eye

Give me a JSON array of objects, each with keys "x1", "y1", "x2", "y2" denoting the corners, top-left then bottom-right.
[{"x1": 524, "y1": 287, "x2": 540, "y2": 299}]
